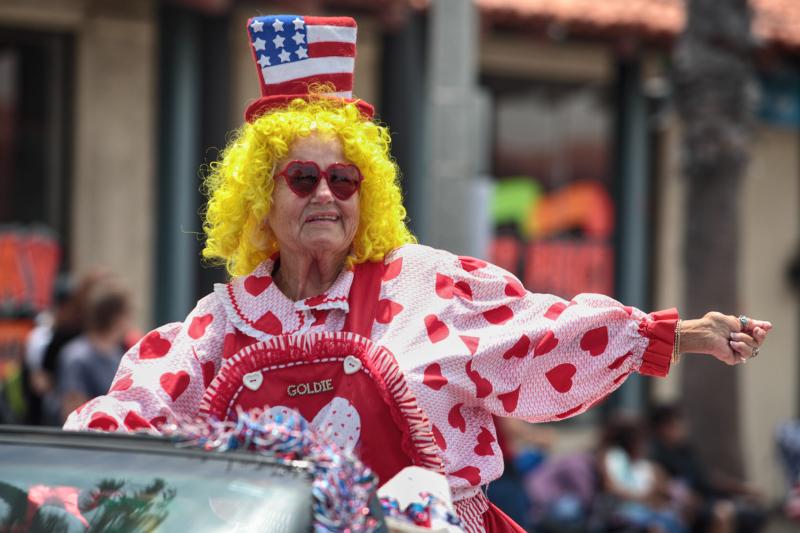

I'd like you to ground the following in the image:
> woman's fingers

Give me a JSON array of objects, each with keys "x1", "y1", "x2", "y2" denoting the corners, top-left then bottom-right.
[
  {"x1": 730, "y1": 331, "x2": 757, "y2": 347},
  {"x1": 741, "y1": 317, "x2": 772, "y2": 333}
]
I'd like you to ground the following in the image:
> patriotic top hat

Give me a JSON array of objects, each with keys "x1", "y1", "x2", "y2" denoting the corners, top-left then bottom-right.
[{"x1": 244, "y1": 14, "x2": 374, "y2": 122}]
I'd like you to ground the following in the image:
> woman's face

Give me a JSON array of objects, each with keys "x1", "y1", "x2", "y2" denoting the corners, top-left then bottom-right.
[{"x1": 267, "y1": 132, "x2": 360, "y2": 260}]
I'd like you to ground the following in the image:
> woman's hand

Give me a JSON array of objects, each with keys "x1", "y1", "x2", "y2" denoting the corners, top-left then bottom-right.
[{"x1": 679, "y1": 312, "x2": 772, "y2": 365}]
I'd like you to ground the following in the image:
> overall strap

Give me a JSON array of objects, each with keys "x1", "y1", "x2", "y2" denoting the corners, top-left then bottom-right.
[{"x1": 343, "y1": 261, "x2": 386, "y2": 337}]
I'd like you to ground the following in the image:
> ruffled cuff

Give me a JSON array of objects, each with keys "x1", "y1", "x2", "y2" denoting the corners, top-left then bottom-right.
[{"x1": 637, "y1": 308, "x2": 680, "y2": 378}]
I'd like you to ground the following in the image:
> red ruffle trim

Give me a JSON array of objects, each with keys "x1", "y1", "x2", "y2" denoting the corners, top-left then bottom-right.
[{"x1": 637, "y1": 308, "x2": 679, "y2": 378}]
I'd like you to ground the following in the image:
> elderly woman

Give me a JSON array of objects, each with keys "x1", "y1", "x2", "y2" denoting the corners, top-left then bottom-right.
[{"x1": 65, "y1": 14, "x2": 772, "y2": 533}]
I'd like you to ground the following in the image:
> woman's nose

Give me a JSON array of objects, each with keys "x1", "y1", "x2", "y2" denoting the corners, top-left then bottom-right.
[{"x1": 311, "y1": 174, "x2": 334, "y2": 203}]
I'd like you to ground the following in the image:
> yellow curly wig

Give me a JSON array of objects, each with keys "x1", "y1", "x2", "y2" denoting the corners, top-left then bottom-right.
[{"x1": 202, "y1": 97, "x2": 416, "y2": 277}]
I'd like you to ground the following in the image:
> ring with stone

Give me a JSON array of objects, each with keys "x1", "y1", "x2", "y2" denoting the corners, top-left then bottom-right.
[
  {"x1": 752, "y1": 347, "x2": 760, "y2": 358},
  {"x1": 738, "y1": 315, "x2": 748, "y2": 330}
]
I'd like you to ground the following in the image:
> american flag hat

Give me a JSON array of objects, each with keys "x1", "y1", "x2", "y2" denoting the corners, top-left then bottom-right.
[{"x1": 244, "y1": 14, "x2": 374, "y2": 122}]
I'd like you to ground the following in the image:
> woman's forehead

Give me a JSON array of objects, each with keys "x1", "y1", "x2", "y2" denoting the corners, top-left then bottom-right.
[{"x1": 285, "y1": 132, "x2": 345, "y2": 164}]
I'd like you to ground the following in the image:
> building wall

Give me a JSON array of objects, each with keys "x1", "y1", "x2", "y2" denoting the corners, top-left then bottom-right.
[
  {"x1": 0, "y1": 0, "x2": 158, "y2": 328},
  {"x1": 653, "y1": 117, "x2": 800, "y2": 499}
]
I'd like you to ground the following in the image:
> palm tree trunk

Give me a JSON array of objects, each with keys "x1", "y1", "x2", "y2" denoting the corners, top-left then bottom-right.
[{"x1": 673, "y1": 0, "x2": 755, "y2": 479}]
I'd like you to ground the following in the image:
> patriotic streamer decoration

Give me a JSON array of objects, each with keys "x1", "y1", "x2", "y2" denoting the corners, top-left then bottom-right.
[
  {"x1": 164, "y1": 408, "x2": 380, "y2": 532},
  {"x1": 244, "y1": 14, "x2": 374, "y2": 121}
]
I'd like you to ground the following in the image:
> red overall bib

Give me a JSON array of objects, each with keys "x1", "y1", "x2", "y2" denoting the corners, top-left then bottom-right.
[
  {"x1": 199, "y1": 262, "x2": 443, "y2": 485},
  {"x1": 200, "y1": 262, "x2": 525, "y2": 532}
]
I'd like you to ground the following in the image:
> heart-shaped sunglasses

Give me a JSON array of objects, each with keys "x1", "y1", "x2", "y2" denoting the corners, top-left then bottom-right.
[{"x1": 276, "y1": 160, "x2": 363, "y2": 200}]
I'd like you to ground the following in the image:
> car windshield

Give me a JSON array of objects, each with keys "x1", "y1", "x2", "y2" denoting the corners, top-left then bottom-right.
[{"x1": 0, "y1": 433, "x2": 313, "y2": 533}]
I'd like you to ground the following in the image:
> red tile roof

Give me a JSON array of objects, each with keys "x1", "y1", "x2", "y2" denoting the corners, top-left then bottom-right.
[{"x1": 473, "y1": 0, "x2": 800, "y2": 51}]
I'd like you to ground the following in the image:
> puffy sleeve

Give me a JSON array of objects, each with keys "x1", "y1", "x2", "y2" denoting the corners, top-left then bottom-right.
[
  {"x1": 63, "y1": 293, "x2": 227, "y2": 432},
  {"x1": 417, "y1": 250, "x2": 678, "y2": 423}
]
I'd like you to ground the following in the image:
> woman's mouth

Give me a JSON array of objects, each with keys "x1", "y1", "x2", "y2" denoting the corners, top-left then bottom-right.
[{"x1": 305, "y1": 213, "x2": 340, "y2": 223}]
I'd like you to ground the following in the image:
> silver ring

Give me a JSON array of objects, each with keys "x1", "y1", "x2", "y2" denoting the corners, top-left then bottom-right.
[
  {"x1": 752, "y1": 347, "x2": 760, "y2": 358},
  {"x1": 738, "y1": 315, "x2": 748, "y2": 330}
]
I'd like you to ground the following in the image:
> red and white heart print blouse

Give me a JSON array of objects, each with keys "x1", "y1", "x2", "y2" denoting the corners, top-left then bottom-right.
[{"x1": 64, "y1": 243, "x2": 677, "y2": 503}]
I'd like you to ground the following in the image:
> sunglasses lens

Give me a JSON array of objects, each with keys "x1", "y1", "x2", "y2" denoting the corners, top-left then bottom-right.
[
  {"x1": 328, "y1": 165, "x2": 362, "y2": 199},
  {"x1": 285, "y1": 162, "x2": 319, "y2": 196}
]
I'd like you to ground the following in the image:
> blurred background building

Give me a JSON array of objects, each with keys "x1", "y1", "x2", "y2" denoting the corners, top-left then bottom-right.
[{"x1": 1, "y1": 0, "x2": 799, "y2": 513}]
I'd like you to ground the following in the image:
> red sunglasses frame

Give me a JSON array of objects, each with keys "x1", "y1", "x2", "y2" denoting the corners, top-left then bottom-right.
[{"x1": 276, "y1": 160, "x2": 364, "y2": 200}]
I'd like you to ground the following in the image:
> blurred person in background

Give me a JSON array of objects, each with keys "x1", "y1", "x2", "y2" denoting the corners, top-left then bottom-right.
[
  {"x1": 57, "y1": 281, "x2": 132, "y2": 423},
  {"x1": 598, "y1": 413, "x2": 687, "y2": 533},
  {"x1": 488, "y1": 416, "x2": 557, "y2": 528},
  {"x1": 21, "y1": 274, "x2": 73, "y2": 425},
  {"x1": 34, "y1": 271, "x2": 109, "y2": 425},
  {"x1": 776, "y1": 419, "x2": 800, "y2": 522},
  {"x1": 650, "y1": 404, "x2": 766, "y2": 533}
]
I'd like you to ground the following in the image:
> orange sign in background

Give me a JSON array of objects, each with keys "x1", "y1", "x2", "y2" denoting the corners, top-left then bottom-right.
[{"x1": 490, "y1": 179, "x2": 615, "y2": 299}]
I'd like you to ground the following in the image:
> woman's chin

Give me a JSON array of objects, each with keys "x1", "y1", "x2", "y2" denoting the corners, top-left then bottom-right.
[{"x1": 299, "y1": 236, "x2": 350, "y2": 257}]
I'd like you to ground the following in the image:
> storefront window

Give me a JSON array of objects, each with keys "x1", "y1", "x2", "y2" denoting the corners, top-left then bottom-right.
[{"x1": 486, "y1": 78, "x2": 615, "y2": 300}]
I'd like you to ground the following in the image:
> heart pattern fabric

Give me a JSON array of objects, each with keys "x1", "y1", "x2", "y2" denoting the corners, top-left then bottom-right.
[
  {"x1": 263, "y1": 397, "x2": 361, "y2": 452},
  {"x1": 67, "y1": 242, "x2": 679, "y2": 531}
]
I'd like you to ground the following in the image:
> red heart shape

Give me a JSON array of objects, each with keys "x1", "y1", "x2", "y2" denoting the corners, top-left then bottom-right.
[
  {"x1": 432, "y1": 424, "x2": 447, "y2": 450},
  {"x1": 503, "y1": 335, "x2": 530, "y2": 359},
  {"x1": 244, "y1": 275, "x2": 272, "y2": 296},
  {"x1": 254, "y1": 311, "x2": 283, "y2": 335},
  {"x1": 304, "y1": 294, "x2": 328, "y2": 307},
  {"x1": 222, "y1": 331, "x2": 255, "y2": 359},
  {"x1": 504, "y1": 276, "x2": 526, "y2": 298},
  {"x1": 483, "y1": 305, "x2": 514, "y2": 325},
  {"x1": 188, "y1": 314, "x2": 214, "y2": 339},
  {"x1": 459, "y1": 256, "x2": 487, "y2": 272},
  {"x1": 534, "y1": 330, "x2": 559, "y2": 356},
  {"x1": 424, "y1": 314, "x2": 449, "y2": 343},
  {"x1": 139, "y1": 331, "x2": 171, "y2": 360},
  {"x1": 383, "y1": 257, "x2": 403, "y2": 281},
  {"x1": 109, "y1": 375, "x2": 133, "y2": 392},
  {"x1": 202, "y1": 361, "x2": 216, "y2": 388},
  {"x1": 150, "y1": 416, "x2": 167, "y2": 428},
  {"x1": 88, "y1": 412, "x2": 118, "y2": 431},
  {"x1": 498, "y1": 386, "x2": 521, "y2": 413},
  {"x1": 544, "y1": 302, "x2": 567, "y2": 320},
  {"x1": 466, "y1": 360, "x2": 493, "y2": 398},
  {"x1": 451, "y1": 466, "x2": 482, "y2": 486},
  {"x1": 460, "y1": 335, "x2": 480, "y2": 356},
  {"x1": 474, "y1": 426, "x2": 496, "y2": 456},
  {"x1": 580, "y1": 326, "x2": 608, "y2": 356},
  {"x1": 546, "y1": 363, "x2": 576, "y2": 393},
  {"x1": 311, "y1": 309, "x2": 329, "y2": 326},
  {"x1": 556, "y1": 403, "x2": 584, "y2": 419},
  {"x1": 160, "y1": 371, "x2": 190, "y2": 402},
  {"x1": 124, "y1": 411, "x2": 151, "y2": 431},
  {"x1": 376, "y1": 299, "x2": 404, "y2": 324},
  {"x1": 448, "y1": 403, "x2": 466, "y2": 432},
  {"x1": 435, "y1": 273, "x2": 454, "y2": 299},
  {"x1": 454, "y1": 281, "x2": 473, "y2": 301},
  {"x1": 423, "y1": 363, "x2": 448, "y2": 390},
  {"x1": 608, "y1": 351, "x2": 632, "y2": 370}
]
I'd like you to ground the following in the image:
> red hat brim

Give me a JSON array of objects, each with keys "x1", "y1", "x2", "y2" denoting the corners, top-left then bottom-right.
[{"x1": 245, "y1": 94, "x2": 375, "y2": 123}]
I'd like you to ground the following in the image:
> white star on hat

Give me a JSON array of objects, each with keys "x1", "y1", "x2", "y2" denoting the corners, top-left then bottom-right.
[
  {"x1": 292, "y1": 17, "x2": 305, "y2": 30},
  {"x1": 292, "y1": 32, "x2": 305, "y2": 45},
  {"x1": 250, "y1": 19, "x2": 264, "y2": 32},
  {"x1": 253, "y1": 37, "x2": 266, "y2": 52},
  {"x1": 278, "y1": 49, "x2": 291, "y2": 63},
  {"x1": 272, "y1": 18, "x2": 284, "y2": 32},
  {"x1": 295, "y1": 46, "x2": 308, "y2": 59},
  {"x1": 258, "y1": 54, "x2": 271, "y2": 67},
  {"x1": 272, "y1": 34, "x2": 285, "y2": 49}
]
